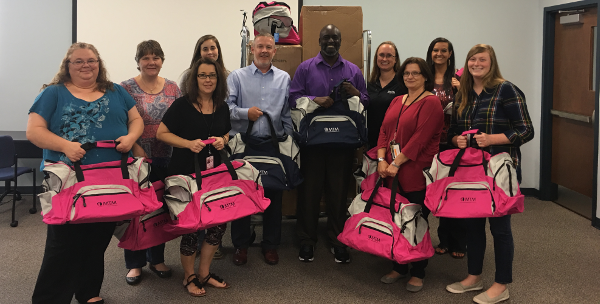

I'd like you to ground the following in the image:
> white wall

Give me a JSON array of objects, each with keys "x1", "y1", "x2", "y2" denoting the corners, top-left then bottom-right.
[{"x1": 0, "y1": 0, "x2": 72, "y2": 131}]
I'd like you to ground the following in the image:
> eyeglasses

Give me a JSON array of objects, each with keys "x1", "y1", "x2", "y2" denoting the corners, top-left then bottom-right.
[
  {"x1": 197, "y1": 74, "x2": 217, "y2": 79},
  {"x1": 68, "y1": 59, "x2": 99, "y2": 67},
  {"x1": 378, "y1": 53, "x2": 395, "y2": 59},
  {"x1": 403, "y1": 71, "x2": 421, "y2": 77}
]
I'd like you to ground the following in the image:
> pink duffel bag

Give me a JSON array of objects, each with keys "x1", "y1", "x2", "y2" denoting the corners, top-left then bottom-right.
[
  {"x1": 423, "y1": 131, "x2": 524, "y2": 218},
  {"x1": 115, "y1": 181, "x2": 179, "y2": 251},
  {"x1": 339, "y1": 178, "x2": 434, "y2": 264},
  {"x1": 39, "y1": 140, "x2": 162, "y2": 225},
  {"x1": 163, "y1": 151, "x2": 271, "y2": 235}
]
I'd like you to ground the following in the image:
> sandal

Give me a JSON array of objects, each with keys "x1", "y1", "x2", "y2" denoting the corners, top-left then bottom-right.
[
  {"x1": 435, "y1": 246, "x2": 449, "y2": 255},
  {"x1": 451, "y1": 251, "x2": 466, "y2": 259},
  {"x1": 202, "y1": 272, "x2": 231, "y2": 289},
  {"x1": 183, "y1": 274, "x2": 206, "y2": 297}
]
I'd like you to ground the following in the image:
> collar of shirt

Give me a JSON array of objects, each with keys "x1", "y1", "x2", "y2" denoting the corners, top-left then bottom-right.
[
  {"x1": 250, "y1": 61, "x2": 274, "y2": 75},
  {"x1": 315, "y1": 52, "x2": 344, "y2": 69}
]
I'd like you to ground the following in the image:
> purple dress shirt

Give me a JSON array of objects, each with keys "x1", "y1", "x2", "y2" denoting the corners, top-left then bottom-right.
[{"x1": 289, "y1": 52, "x2": 369, "y2": 108}]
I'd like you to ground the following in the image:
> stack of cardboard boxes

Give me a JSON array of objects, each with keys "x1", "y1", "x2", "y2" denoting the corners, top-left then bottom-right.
[{"x1": 248, "y1": 6, "x2": 364, "y2": 216}]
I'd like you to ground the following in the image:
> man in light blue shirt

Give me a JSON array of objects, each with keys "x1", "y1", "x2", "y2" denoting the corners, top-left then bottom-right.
[{"x1": 227, "y1": 33, "x2": 292, "y2": 266}]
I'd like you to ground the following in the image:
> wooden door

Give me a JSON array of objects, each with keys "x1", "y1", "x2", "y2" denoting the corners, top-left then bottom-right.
[{"x1": 551, "y1": 8, "x2": 597, "y2": 198}]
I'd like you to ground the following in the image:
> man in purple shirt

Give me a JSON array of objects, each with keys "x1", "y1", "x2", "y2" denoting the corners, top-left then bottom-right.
[{"x1": 289, "y1": 24, "x2": 368, "y2": 264}]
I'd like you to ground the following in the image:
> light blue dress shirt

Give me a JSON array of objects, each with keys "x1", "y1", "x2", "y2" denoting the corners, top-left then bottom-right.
[{"x1": 227, "y1": 62, "x2": 293, "y2": 138}]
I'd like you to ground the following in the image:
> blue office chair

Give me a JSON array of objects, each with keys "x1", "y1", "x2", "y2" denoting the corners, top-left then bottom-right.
[{"x1": 0, "y1": 136, "x2": 37, "y2": 227}]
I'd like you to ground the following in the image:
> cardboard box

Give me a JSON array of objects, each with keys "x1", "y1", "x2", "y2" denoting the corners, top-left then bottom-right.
[
  {"x1": 299, "y1": 6, "x2": 363, "y2": 71},
  {"x1": 247, "y1": 43, "x2": 303, "y2": 79}
]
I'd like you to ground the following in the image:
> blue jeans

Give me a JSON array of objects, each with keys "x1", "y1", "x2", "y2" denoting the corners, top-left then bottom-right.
[
  {"x1": 124, "y1": 244, "x2": 166, "y2": 269},
  {"x1": 465, "y1": 215, "x2": 514, "y2": 284}
]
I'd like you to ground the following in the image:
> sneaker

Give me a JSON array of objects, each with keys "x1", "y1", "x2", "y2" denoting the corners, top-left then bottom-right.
[
  {"x1": 298, "y1": 245, "x2": 314, "y2": 262},
  {"x1": 331, "y1": 246, "x2": 351, "y2": 264}
]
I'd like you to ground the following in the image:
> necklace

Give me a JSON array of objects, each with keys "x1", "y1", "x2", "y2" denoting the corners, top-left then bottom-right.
[{"x1": 140, "y1": 76, "x2": 159, "y2": 94}]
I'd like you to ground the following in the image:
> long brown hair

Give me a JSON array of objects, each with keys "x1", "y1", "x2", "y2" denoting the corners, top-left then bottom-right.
[
  {"x1": 425, "y1": 37, "x2": 456, "y2": 92},
  {"x1": 189, "y1": 35, "x2": 226, "y2": 70},
  {"x1": 369, "y1": 41, "x2": 401, "y2": 84},
  {"x1": 457, "y1": 44, "x2": 505, "y2": 116},
  {"x1": 42, "y1": 42, "x2": 113, "y2": 92},
  {"x1": 185, "y1": 58, "x2": 228, "y2": 109}
]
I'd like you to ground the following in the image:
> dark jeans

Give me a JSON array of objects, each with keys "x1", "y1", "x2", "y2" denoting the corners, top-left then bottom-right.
[
  {"x1": 296, "y1": 147, "x2": 354, "y2": 247},
  {"x1": 32, "y1": 222, "x2": 115, "y2": 304},
  {"x1": 466, "y1": 215, "x2": 514, "y2": 284},
  {"x1": 437, "y1": 217, "x2": 467, "y2": 253},
  {"x1": 124, "y1": 244, "x2": 166, "y2": 269},
  {"x1": 392, "y1": 189, "x2": 430, "y2": 279},
  {"x1": 231, "y1": 188, "x2": 283, "y2": 250}
]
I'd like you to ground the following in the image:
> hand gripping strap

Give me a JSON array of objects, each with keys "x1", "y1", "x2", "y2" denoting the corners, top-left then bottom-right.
[
  {"x1": 194, "y1": 150, "x2": 239, "y2": 190},
  {"x1": 74, "y1": 140, "x2": 129, "y2": 182},
  {"x1": 245, "y1": 112, "x2": 280, "y2": 154}
]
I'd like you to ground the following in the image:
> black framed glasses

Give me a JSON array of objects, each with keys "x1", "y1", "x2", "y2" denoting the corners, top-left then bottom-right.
[
  {"x1": 197, "y1": 74, "x2": 217, "y2": 79},
  {"x1": 403, "y1": 71, "x2": 421, "y2": 77}
]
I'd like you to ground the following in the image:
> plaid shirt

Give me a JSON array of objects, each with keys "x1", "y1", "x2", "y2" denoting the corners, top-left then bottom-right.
[{"x1": 447, "y1": 81, "x2": 534, "y2": 169}]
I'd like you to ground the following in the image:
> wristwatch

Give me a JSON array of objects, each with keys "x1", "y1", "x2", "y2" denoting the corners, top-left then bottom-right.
[
  {"x1": 391, "y1": 162, "x2": 400, "y2": 168},
  {"x1": 377, "y1": 158, "x2": 385, "y2": 162}
]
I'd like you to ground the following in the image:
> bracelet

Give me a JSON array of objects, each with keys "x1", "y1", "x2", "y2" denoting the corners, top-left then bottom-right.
[
  {"x1": 221, "y1": 135, "x2": 228, "y2": 144},
  {"x1": 391, "y1": 162, "x2": 400, "y2": 168}
]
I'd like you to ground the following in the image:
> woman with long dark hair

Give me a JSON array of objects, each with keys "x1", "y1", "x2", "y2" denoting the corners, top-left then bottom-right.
[
  {"x1": 425, "y1": 37, "x2": 467, "y2": 259},
  {"x1": 157, "y1": 58, "x2": 231, "y2": 297}
]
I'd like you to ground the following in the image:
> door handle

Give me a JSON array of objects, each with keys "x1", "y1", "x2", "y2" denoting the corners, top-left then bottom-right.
[
  {"x1": 550, "y1": 109, "x2": 592, "y2": 123},
  {"x1": 593, "y1": 110, "x2": 596, "y2": 125}
]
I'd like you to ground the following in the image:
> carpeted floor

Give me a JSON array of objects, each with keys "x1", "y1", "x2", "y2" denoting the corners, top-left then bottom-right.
[{"x1": 1, "y1": 196, "x2": 599, "y2": 304}]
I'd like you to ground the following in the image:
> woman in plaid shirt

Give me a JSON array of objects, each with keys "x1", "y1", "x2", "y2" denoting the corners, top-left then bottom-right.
[{"x1": 445, "y1": 44, "x2": 534, "y2": 304}]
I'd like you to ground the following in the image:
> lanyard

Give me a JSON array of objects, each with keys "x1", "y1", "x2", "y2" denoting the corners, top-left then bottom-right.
[
  {"x1": 391, "y1": 90, "x2": 426, "y2": 141},
  {"x1": 198, "y1": 102, "x2": 216, "y2": 155}
]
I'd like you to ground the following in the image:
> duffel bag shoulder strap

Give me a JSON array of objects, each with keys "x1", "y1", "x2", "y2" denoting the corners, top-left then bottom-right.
[
  {"x1": 363, "y1": 177, "x2": 383, "y2": 213},
  {"x1": 74, "y1": 140, "x2": 129, "y2": 182},
  {"x1": 246, "y1": 112, "x2": 280, "y2": 153},
  {"x1": 194, "y1": 150, "x2": 238, "y2": 190}
]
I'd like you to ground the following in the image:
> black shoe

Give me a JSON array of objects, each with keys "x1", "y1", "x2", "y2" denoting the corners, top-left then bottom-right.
[
  {"x1": 331, "y1": 246, "x2": 351, "y2": 264},
  {"x1": 149, "y1": 264, "x2": 172, "y2": 278},
  {"x1": 126, "y1": 271, "x2": 142, "y2": 285},
  {"x1": 298, "y1": 244, "x2": 314, "y2": 262}
]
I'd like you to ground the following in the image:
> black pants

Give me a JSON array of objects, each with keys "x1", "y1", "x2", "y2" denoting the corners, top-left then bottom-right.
[
  {"x1": 296, "y1": 147, "x2": 354, "y2": 247},
  {"x1": 466, "y1": 215, "x2": 514, "y2": 284},
  {"x1": 437, "y1": 217, "x2": 467, "y2": 253},
  {"x1": 231, "y1": 188, "x2": 283, "y2": 250},
  {"x1": 392, "y1": 189, "x2": 430, "y2": 279},
  {"x1": 32, "y1": 222, "x2": 115, "y2": 304},
  {"x1": 124, "y1": 244, "x2": 166, "y2": 269}
]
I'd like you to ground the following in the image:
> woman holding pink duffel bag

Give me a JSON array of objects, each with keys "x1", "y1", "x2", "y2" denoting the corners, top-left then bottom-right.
[
  {"x1": 375, "y1": 57, "x2": 443, "y2": 292},
  {"x1": 445, "y1": 44, "x2": 534, "y2": 304}
]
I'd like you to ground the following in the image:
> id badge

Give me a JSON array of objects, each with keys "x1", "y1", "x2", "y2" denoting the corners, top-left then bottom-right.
[
  {"x1": 206, "y1": 155, "x2": 214, "y2": 169},
  {"x1": 390, "y1": 144, "x2": 401, "y2": 160}
]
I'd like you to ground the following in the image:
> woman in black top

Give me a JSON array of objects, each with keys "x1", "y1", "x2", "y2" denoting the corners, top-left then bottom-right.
[
  {"x1": 157, "y1": 58, "x2": 231, "y2": 297},
  {"x1": 425, "y1": 37, "x2": 467, "y2": 259},
  {"x1": 367, "y1": 41, "x2": 407, "y2": 149}
]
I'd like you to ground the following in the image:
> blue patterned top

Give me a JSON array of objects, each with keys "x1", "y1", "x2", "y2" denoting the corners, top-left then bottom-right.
[{"x1": 29, "y1": 83, "x2": 136, "y2": 170}]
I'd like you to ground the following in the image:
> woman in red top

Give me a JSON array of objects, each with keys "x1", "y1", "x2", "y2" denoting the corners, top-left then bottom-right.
[{"x1": 376, "y1": 57, "x2": 443, "y2": 292}]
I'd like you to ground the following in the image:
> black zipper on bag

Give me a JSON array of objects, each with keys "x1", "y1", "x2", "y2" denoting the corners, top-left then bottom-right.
[
  {"x1": 506, "y1": 161, "x2": 514, "y2": 197},
  {"x1": 74, "y1": 192, "x2": 129, "y2": 207},
  {"x1": 204, "y1": 193, "x2": 242, "y2": 212},
  {"x1": 400, "y1": 211, "x2": 421, "y2": 234},
  {"x1": 359, "y1": 224, "x2": 392, "y2": 237},
  {"x1": 444, "y1": 188, "x2": 487, "y2": 200}
]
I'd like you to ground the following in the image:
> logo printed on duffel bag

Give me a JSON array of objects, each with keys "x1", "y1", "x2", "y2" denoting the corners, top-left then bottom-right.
[
  {"x1": 153, "y1": 218, "x2": 169, "y2": 227},
  {"x1": 460, "y1": 197, "x2": 477, "y2": 202},
  {"x1": 368, "y1": 235, "x2": 381, "y2": 243},
  {"x1": 97, "y1": 201, "x2": 117, "y2": 206},
  {"x1": 220, "y1": 202, "x2": 236, "y2": 210},
  {"x1": 259, "y1": 170, "x2": 269, "y2": 176},
  {"x1": 324, "y1": 127, "x2": 340, "y2": 133}
]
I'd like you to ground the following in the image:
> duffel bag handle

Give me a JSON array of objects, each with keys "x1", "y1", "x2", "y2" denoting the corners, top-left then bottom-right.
[
  {"x1": 389, "y1": 178, "x2": 407, "y2": 218},
  {"x1": 74, "y1": 140, "x2": 129, "y2": 182},
  {"x1": 363, "y1": 177, "x2": 383, "y2": 213},
  {"x1": 194, "y1": 149, "x2": 238, "y2": 190},
  {"x1": 246, "y1": 112, "x2": 280, "y2": 153}
]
